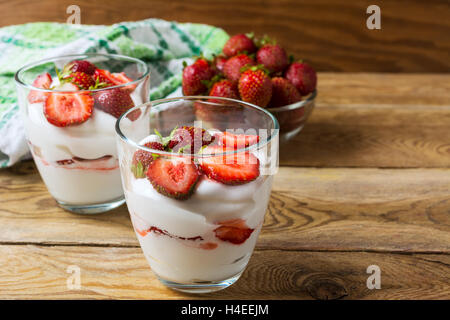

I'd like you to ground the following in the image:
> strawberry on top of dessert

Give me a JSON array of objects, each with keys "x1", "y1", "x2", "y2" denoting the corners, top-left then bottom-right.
[
  {"x1": 27, "y1": 59, "x2": 136, "y2": 128},
  {"x1": 131, "y1": 126, "x2": 261, "y2": 201}
]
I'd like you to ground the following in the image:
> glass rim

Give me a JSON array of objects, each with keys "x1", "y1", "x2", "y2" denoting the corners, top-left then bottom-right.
[
  {"x1": 268, "y1": 89, "x2": 317, "y2": 112},
  {"x1": 14, "y1": 53, "x2": 150, "y2": 93},
  {"x1": 115, "y1": 96, "x2": 280, "y2": 158}
]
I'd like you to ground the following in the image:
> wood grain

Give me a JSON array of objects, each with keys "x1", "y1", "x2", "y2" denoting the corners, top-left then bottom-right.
[
  {"x1": 0, "y1": 72, "x2": 449, "y2": 299},
  {"x1": 0, "y1": 0, "x2": 449, "y2": 72},
  {"x1": 1, "y1": 245, "x2": 448, "y2": 299},
  {"x1": 1, "y1": 162, "x2": 449, "y2": 254},
  {"x1": 281, "y1": 103, "x2": 450, "y2": 168},
  {"x1": 280, "y1": 73, "x2": 450, "y2": 167}
]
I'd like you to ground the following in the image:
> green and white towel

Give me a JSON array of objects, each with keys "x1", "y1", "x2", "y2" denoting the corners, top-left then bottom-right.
[{"x1": 0, "y1": 18, "x2": 228, "y2": 168}]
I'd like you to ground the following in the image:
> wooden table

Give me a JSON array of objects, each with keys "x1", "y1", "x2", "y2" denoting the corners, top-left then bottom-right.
[{"x1": 1, "y1": 73, "x2": 449, "y2": 299}]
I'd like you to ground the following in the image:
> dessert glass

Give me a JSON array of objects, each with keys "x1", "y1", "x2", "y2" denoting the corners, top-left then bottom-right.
[
  {"x1": 115, "y1": 96, "x2": 279, "y2": 293},
  {"x1": 14, "y1": 54, "x2": 150, "y2": 214}
]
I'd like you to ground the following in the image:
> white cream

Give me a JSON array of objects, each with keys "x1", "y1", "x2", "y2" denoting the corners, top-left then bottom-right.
[{"x1": 25, "y1": 99, "x2": 121, "y2": 205}]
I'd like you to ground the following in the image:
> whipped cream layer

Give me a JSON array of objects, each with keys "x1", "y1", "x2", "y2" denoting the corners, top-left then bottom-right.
[
  {"x1": 24, "y1": 99, "x2": 122, "y2": 204},
  {"x1": 26, "y1": 102, "x2": 117, "y2": 161}
]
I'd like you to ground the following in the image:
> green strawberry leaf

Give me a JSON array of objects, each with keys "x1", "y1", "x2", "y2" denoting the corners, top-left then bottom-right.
[{"x1": 131, "y1": 161, "x2": 145, "y2": 179}]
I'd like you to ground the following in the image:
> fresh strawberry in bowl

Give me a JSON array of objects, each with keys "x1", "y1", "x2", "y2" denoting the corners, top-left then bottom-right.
[{"x1": 181, "y1": 33, "x2": 318, "y2": 141}]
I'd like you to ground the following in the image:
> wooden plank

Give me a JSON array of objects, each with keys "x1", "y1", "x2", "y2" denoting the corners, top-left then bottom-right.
[
  {"x1": 1, "y1": 245, "x2": 448, "y2": 299},
  {"x1": 281, "y1": 103, "x2": 450, "y2": 168},
  {"x1": 1, "y1": 162, "x2": 449, "y2": 253},
  {"x1": 281, "y1": 73, "x2": 450, "y2": 167},
  {"x1": 0, "y1": 0, "x2": 449, "y2": 72},
  {"x1": 318, "y1": 73, "x2": 450, "y2": 106}
]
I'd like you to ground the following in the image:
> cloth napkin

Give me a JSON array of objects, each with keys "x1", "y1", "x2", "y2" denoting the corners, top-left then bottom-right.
[{"x1": 0, "y1": 18, "x2": 228, "y2": 168}]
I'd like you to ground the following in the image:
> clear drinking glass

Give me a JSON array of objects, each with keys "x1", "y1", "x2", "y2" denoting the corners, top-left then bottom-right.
[
  {"x1": 15, "y1": 54, "x2": 150, "y2": 214},
  {"x1": 116, "y1": 96, "x2": 279, "y2": 293}
]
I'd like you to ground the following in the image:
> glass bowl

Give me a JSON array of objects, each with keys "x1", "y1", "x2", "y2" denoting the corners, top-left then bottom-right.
[{"x1": 267, "y1": 90, "x2": 316, "y2": 142}]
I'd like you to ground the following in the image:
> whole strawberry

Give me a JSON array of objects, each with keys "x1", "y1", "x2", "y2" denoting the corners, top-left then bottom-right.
[
  {"x1": 256, "y1": 44, "x2": 289, "y2": 74},
  {"x1": 223, "y1": 34, "x2": 257, "y2": 57},
  {"x1": 208, "y1": 79, "x2": 240, "y2": 101},
  {"x1": 213, "y1": 55, "x2": 227, "y2": 73},
  {"x1": 131, "y1": 142, "x2": 164, "y2": 178},
  {"x1": 67, "y1": 72, "x2": 95, "y2": 90},
  {"x1": 65, "y1": 60, "x2": 97, "y2": 75},
  {"x1": 168, "y1": 126, "x2": 215, "y2": 154},
  {"x1": 285, "y1": 62, "x2": 317, "y2": 95},
  {"x1": 238, "y1": 67, "x2": 272, "y2": 108},
  {"x1": 182, "y1": 58, "x2": 215, "y2": 96},
  {"x1": 269, "y1": 77, "x2": 302, "y2": 107},
  {"x1": 223, "y1": 54, "x2": 255, "y2": 83},
  {"x1": 94, "y1": 88, "x2": 135, "y2": 118}
]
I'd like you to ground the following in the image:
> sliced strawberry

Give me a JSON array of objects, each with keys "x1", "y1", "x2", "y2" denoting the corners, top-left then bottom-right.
[
  {"x1": 111, "y1": 72, "x2": 136, "y2": 92},
  {"x1": 66, "y1": 71, "x2": 95, "y2": 90},
  {"x1": 56, "y1": 159, "x2": 74, "y2": 165},
  {"x1": 111, "y1": 72, "x2": 133, "y2": 84},
  {"x1": 146, "y1": 157, "x2": 200, "y2": 200},
  {"x1": 200, "y1": 146, "x2": 260, "y2": 185},
  {"x1": 218, "y1": 132, "x2": 259, "y2": 150},
  {"x1": 93, "y1": 69, "x2": 116, "y2": 86},
  {"x1": 214, "y1": 219, "x2": 254, "y2": 244},
  {"x1": 131, "y1": 142, "x2": 164, "y2": 178},
  {"x1": 28, "y1": 73, "x2": 52, "y2": 103},
  {"x1": 167, "y1": 126, "x2": 215, "y2": 154},
  {"x1": 44, "y1": 92, "x2": 93, "y2": 127}
]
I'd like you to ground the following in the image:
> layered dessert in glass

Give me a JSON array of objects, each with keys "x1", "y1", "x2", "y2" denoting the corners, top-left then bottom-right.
[
  {"x1": 15, "y1": 54, "x2": 150, "y2": 213},
  {"x1": 116, "y1": 97, "x2": 279, "y2": 292}
]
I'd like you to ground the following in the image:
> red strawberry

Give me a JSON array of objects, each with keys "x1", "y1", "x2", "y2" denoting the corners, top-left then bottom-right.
[
  {"x1": 208, "y1": 79, "x2": 239, "y2": 102},
  {"x1": 131, "y1": 142, "x2": 164, "y2": 178},
  {"x1": 182, "y1": 58, "x2": 215, "y2": 96},
  {"x1": 111, "y1": 72, "x2": 136, "y2": 92},
  {"x1": 223, "y1": 34, "x2": 257, "y2": 57},
  {"x1": 93, "y1": 69, "x2": 116, "y2": 86},
  {"x1": 56, "y1": 159, "x2": 75, "y2": 166},
  {"x1": 213, "y1": 55, "x2": 227, "y2": 73},
  {"x1": 66, "y1": 72, "x2": 95, "y2": 90},
  {"x1": 28, "y1": 73, "x2": 52, "y2": 103},
  {"x1": 111, "y1": 72, "x2": 133, "y2": 84},
  {"x1": 94, "y1": 88, "x2": 135, "y2": 118},
  {"x1": 285, "y1": 62, "x2": 317, "y2": 95},
  {"x1": 223, "y1": 54, "x2": 255, "y2": 83},
  {"x1": 66, "y1": 60, "x2": 97, "y2": 75},
  {"x1": 200, "y1": 145, "x2": 260, "y2": 185},
  {"x1": 269, "y1": 77, "x2": 302, "y2": 107},
  {"x1": 44, "y1": 93, "x2": 93, "y2": 127},
  {"x1": 238, "y1": 67, "x2": 272, "y2": 108},
  {"x1": 93, "y1": 69, "x2": 135, "y2": 90},
  {"x1": 256, "y1": 44, "x2": 288, "y2": 74},
  {"x1": 146, "y1": 157, "x2": 200, "y2": 200},
  {"x1": 214, "y1": 219, "x2": 254, "y2": 244},
  {"x1": 218, "y1": 132, "x2": 259, "y2": 150},
  {"x1": 168, "y1": 126, "x2": 215, "y2": 153}
]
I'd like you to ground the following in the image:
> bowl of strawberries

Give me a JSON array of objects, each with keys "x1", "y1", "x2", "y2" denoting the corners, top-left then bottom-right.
[{"x1": 181, "y1": 33, "x2": 317, "y2": 141}]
